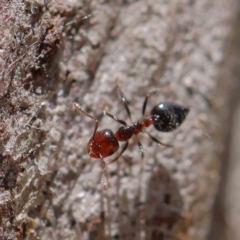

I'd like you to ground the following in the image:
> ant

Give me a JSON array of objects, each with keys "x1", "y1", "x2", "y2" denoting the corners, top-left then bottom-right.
[{"x1": 73, "y1": 85, "x2": 189, "y2": 189}]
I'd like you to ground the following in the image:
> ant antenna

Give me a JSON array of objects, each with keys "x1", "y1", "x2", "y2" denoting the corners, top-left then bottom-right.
[{"x1": 73, "y1": 102, "x2": 99, "y2": 139}]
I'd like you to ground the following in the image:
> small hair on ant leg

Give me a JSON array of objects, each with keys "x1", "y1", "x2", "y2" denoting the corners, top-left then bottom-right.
[{"x1": 73, "y1": 86, "x2": 189, "y2": 190}]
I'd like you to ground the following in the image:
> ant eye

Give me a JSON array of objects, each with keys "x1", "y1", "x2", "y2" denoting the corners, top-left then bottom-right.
[{"x1": 151, "y1": 102, "x2": 189, "y2": 132}]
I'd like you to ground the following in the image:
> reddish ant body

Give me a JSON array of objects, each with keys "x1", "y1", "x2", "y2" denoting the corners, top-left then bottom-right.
[{"x1": 73, "y1": 87, "x2": 189, "y2": 188}]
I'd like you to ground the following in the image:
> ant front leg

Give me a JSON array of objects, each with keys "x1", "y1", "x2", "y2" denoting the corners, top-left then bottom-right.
[{"x1": 73, "y1": 102, "x2": 99, "y2": 138}]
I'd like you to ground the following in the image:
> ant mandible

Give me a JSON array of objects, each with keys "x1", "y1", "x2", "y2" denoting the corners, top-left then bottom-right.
[{"x1": 73, "y1": 84, "x2": 189, "y2": 189}]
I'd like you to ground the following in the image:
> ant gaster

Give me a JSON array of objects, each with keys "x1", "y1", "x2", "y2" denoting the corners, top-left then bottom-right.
[{"x1": 73, "y1": 86, "x2": 189, "y2": 189}]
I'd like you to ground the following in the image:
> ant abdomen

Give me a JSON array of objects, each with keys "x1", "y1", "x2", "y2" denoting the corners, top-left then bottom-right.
[
  {"x1": 151, "y1": 102, "x2": 189, "y2": 132},
  {"x1": 87, "y1": 129, "x2": 119, "y2": 158}
]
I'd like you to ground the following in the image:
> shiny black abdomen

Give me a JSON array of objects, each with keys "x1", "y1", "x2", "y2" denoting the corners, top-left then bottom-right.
[{"x1": 151, "y1": 102, "x2": 189, "y2": 132}]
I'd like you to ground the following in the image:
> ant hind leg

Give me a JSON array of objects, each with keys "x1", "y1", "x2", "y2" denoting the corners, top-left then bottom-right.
[
  {"x1": 141, "y1": 84, "x2": 171, "y2": 118},
  {"x1": 145, "y1": 131, "x2": 173, "y2": 147},
  {"x1": 142, "y1": 90, "x2": 159, "y2": 118}
]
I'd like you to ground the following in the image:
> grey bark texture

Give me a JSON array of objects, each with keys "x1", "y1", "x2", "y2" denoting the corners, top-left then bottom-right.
[
  {"x1": 0, "y1": 0, "x2": 237, "y2": 240},
  {"x1": 208, "y1": 10, "x2": 240, "y2": 240}
]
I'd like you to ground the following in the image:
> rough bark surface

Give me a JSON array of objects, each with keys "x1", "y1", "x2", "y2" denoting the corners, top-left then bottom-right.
[
  {"x1": 0, "y1": 0, "x2": 236, "y2": 240},
  {"x1": 208, "y1": 10, "x2": 240, "y2": 240}
]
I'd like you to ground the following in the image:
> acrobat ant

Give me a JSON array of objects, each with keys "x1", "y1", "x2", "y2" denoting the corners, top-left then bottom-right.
[{"x1": 73, "y1": 85, "x2": 189, "y2": 189}]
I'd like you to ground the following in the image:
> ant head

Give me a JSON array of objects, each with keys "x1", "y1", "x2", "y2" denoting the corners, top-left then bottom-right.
[
  {"x1": 87, "y1": 129, "x2": 119, "y2": 158},
  {"x1": 151, "y1": 102, "x2": 189, "y2": 132}
]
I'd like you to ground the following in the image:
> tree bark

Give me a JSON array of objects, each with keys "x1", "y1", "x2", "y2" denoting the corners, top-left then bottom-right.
[
  {"x1": 208, "y1": 9, "x2": 240, "y2": 240},
  {"x1": 0, "y1": 0, "x2": 236, "y2": 240}
]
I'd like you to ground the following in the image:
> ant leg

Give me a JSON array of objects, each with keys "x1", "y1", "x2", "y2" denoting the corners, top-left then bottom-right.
[
  {"x1": 100, "y1": 158, "x2": 108, "y2": 191},
  {"x1": 136, "y1": 136, "x2": 144, "y2": 158},
  {"x1": 109, "y1": 141, "x2": 128, "y2": 164},
  {"x1": 103, "y1": 109, "x2": 127, "y2": 126},
  {"x1": 142, "y1": 84, "x2": 172, "y2": 117},
  {"x1": 116, "y1": 80, "x2": 133, "y2": 122},
  {"x1": 142, "y1": 90, "x2": 159, "y2": 118},
  {"x1": 73, "y1": 103, "x2": 99, "y2": 137},
  {"x1": 145, "y1": 131, "x2": 173, "y2": 147}
]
